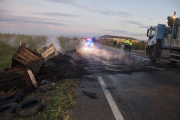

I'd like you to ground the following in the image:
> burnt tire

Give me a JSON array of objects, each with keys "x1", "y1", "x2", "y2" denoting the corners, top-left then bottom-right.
[
  {"x1": 149, "y1": 48, "x2": 156, "y2": 62},
  {"x1": 0, "y1": 102, "x2": 18, "y2": 120},
  {"x1": 16, "y1": 98, "x2": 44, "y2": 118},
  {"x1": 0, "y1": 94, "x2": 20, "y2": 106}
]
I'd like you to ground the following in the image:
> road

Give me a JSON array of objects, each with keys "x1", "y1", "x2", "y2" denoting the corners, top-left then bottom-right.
[{"x1": 70, "y1": 43, "x2": 180, "y2": 120}]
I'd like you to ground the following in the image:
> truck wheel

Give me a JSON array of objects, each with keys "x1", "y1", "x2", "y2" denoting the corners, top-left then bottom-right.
[{"x1": 149, "y1": 49, "x2": 156, "y2": 62}]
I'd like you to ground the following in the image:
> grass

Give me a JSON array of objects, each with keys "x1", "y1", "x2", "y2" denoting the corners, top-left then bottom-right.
[
  {"x1": 0, "y1": 33, "x2": 79, "y2": 119},
  {"x1": 132, "y1": 51, "x2": 147, "y2": 56},
  {"x1": 0, "y1": 33, "x2": 47, "y2": 70},
  {"x1": 0, "y1": 41, "x2": 16, "y2": 70},
  {"x1": 2, "y1": 79, "x2": 78, "y2": 120},
  {"x1": 100, "y1": 42, "x2": 147, "y2": 50}
]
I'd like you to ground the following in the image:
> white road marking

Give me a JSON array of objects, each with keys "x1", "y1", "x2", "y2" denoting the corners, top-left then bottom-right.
[
  {"x1": 147, "y1": 66, "x2": 165, "y2": 70},
  {"x1": 98, "y1": 76, "x2": 124, "y2": 120}
]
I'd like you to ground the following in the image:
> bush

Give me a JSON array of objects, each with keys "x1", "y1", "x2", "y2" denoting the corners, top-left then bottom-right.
[
  {"x1": 132, "y1": 42, "x2": 147, "y2": 50},
  {"x1": 113, "y1": 40, "x2": 117, "y2": 45}
]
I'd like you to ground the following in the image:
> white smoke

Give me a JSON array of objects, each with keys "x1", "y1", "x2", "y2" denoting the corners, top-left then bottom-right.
[
  {"x1": 46, "y1": 36, "x2": 61, "y2": 52},
  {"x1": 77, "y1": 41, "x2": 134, "y2": 66}
]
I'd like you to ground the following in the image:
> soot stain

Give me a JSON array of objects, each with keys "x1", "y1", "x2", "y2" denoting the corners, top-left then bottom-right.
[{"x1": 82, "y1": 91, "x2": 98, "y2": 99}]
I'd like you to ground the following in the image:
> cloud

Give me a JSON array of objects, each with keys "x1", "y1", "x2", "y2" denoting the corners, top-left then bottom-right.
[
  {"x1": 103, "y1": 29, "x2": 127, "y2": 33},
  {"x1": 93, "y1": 9, "x2": 131, "y2": 17},
  {"x1": 0, "y1": 9, "x2": 11, "y2": 13},
  {"x1": 47, "y1": 0, "x2": 77, "y2": 4},
  {"x1": 126, "y1": 20, "x2": 142, "y2": 25},
  {"x1": 47, "y1": 0, "x2": 131, "y2": 17},
  {"x1": 19, "y1": 2, "x2": 39, "y2": 6},
  {"x1": 119, "y1": 20, "x2": 150, "y2": 29},
  {"x1": 31, "y1": 12, "x2": 80, "y2": 17},
  {"x1": 149, "y1": 18, "x2": 152, "y2": 20},
  {"x1": 0, "y1": 14, "x2": 68, "y2": 26},
  {"x1": 139, "y1": 25, "x2": 150, "y2": 28},
  {"x1": 103, "y1": 29, "x2": 145, "y2": 37}
]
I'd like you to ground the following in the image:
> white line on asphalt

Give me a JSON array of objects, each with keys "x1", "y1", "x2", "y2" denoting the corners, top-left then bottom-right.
[
  {"x1": 97, "y1": 76, "x2": 124, "y2": 120},
  {"x1": 147, "y1": 66, "x2": 165, "y2": 70}
]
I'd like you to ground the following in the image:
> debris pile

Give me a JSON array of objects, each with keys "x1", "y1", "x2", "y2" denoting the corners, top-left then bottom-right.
[{"x1": 0, "y1": 43, "x2": 83, "y2": 91}]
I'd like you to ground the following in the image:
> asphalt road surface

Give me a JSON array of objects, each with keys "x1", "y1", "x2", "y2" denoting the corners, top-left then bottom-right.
[{"x1": 70, "y1": 43, "x2": 180, "y2": 120}]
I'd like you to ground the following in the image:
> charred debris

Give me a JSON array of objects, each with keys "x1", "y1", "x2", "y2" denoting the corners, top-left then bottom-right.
[{"x1": 0, "y1": 43, "x2": 86, "y2": 92}]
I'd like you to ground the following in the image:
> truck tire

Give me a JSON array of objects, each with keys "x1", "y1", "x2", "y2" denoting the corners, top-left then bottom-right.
[
  {"x1": 149, "y1": 48, "x2": 156, "y2": 62},
  {"x1": 16, "y1": 98, "x2": 44, "y2": 118},
  {"x1": 0, "y1": 102, "x2": 18, "y2": 120},
  {"x1": 0, "y1": 94, "x2": 20, "y2": 106}
]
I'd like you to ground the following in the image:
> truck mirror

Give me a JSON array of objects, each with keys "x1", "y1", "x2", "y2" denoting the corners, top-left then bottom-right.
[{"x1": 146, "y1": 29, "x2": 149, "y2": 37}]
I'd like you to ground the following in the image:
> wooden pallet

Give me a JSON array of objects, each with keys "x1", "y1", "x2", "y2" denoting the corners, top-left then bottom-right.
[
  {"x1": 39, "y1": 43, "x2": 58, "y2": 61},
  {"x1": 12, "y1": 44, "x2": 44, "y2": 74},
  {"x1": 0, "y1": 65, "x2": 33, "y2": 91}
]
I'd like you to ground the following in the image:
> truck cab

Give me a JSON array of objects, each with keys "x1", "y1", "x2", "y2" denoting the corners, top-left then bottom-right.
[{"x1": 146, "y1": 12, "x2": 180, "y2": 62}]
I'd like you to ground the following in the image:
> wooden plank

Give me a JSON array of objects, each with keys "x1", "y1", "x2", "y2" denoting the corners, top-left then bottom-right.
[
  {"x1": 1, "y1": 66, "x2": 27, "y2": 75},
  {"x1": 41, "y1": 46, "x2": 54, "y2": 57},
  {"x1": 45, "y1": 54, "x2": 56, "y2": 61},
  {"x1": 27, "y1": 69, "x2": 38, "y2": 88},
  {"x1": 0, "y1": 74, "x2": 26, "y2": 83},
  {"x1": 13, "y1": 57, "x2": 39, "y2": 73},
  {"x1": 0, "y1": 79, "x2": 25, "y2": 87},
  {"x1": 23, "y1": 74, "x2": 33, "y2": 88},
  {"x1": 52, "y1": 44, "x2": 58, "y2": 54},
  {"x1": 20, "y1": 47, "x2": 43, "y2": 63},
  {"x1": 42, "y1": 44, "x2": 58, "y2": 60},
  {"x1": 43, "y1": 49, "x2": 55, "y2": 58},
  {"x1": 17, "y1": 51, "x2": 41, "y2": 70},
  {"x1": 18, "y1": 50, "x2": 42, "y2": 66},
  {"x1": 37, "y1": 46, "x2": 45, "y2": 52},
  {"x1": 0, "y1": 70, "x2": 27, "y2": 79},
  {"x1": 19, "y1": 49, "x2": 43, "y2": 66}
]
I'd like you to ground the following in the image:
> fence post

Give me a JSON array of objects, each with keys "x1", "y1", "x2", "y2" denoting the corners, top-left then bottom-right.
[{"x1": 134, "y1": 42, "x2": 135, "y2": 50}]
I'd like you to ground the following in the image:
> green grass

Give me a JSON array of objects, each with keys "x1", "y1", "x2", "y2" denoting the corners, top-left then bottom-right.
[
  {"x1": 11, "y1": 79, "x2": 78, "y2": 120},
  {"x1": 0, "y1": 41, "x2": 16, "y2": 70},
  {"x1": 0, "y1": 33, "x2": 47, "y2": 70}
]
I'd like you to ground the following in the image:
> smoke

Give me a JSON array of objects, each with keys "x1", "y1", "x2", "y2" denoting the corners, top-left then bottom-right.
[
  {"x1": 46, "y1": 36, "x2": 61, "y2": 52},
  {"x1": 77, "y1": 41, "x2": 134, "y2": 66},
  {"x1": 0, "y1": 35, "x2": 61, "y2": 52},
  {"x1": 77, "y1": 42, "x2": 122, "y2": 60}
]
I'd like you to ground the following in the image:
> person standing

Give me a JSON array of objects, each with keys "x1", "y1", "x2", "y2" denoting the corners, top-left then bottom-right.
[
  {"x1": 129, "y1": 40, "x2": 132, "y2": 54},
  {"x1": 123, "y1": 39, "x2": 130, "y2": 54}
]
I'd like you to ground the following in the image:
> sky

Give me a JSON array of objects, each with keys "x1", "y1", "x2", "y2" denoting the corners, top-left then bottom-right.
[{"x1": 0, "y1": 0, "x2": 180, "y2": 40}]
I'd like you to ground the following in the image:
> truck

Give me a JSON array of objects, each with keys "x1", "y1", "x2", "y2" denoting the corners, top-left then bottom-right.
[{"x1": 146, "y1": 12, "x2": 180, "y2": 62}]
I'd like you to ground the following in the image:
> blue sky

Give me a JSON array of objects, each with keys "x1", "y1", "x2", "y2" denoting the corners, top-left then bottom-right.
[{"x1": 0, "y1": 0, "x2": 179, "y2": 40}]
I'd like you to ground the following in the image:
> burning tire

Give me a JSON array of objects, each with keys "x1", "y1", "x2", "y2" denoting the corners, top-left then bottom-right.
[
  {"x1": 0, "y1": 94, "x2": 20, "y2": 106},
  {"x1": 16, "y1": 98, "x2": 44, "y2": 118},
  {"x1": 0, "y1": 102, "x2": 18, "y2": 120}
]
